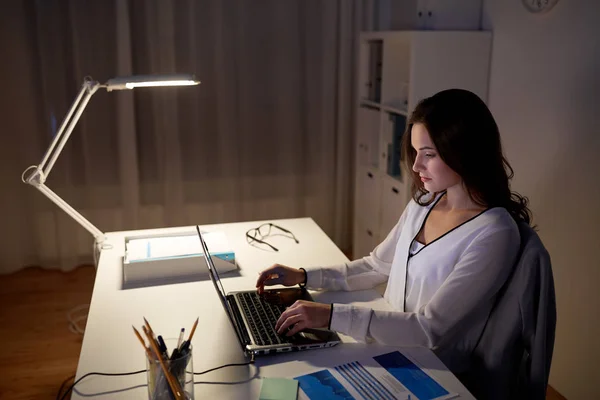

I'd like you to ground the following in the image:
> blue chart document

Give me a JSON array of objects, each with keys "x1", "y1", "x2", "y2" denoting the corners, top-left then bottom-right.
[
  {"x1": 295, "y1": 370, "x2": 355, "y2": 399},
  {"x1": 294, "y1": 351, "x2": 457, "y2": 400}
]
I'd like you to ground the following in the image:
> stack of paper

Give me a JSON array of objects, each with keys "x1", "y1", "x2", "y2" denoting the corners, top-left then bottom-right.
[{"x1": 125, "y1": 231, "x2": 232, "y2": 263}]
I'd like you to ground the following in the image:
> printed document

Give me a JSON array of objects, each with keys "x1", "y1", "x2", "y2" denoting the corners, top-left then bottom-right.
[{"x1": 294, "y1": 350, "x2": 459, "y2": 400}]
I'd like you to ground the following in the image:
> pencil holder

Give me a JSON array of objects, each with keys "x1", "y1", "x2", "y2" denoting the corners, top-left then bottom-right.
[{"x1": 146, "y1": 338, "x2": 194, "y2": 400}]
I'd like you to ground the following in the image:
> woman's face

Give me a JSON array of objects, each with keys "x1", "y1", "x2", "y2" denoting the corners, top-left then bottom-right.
[{"x1": 411, "y1": 123, "x2": 461, "y2": 193}]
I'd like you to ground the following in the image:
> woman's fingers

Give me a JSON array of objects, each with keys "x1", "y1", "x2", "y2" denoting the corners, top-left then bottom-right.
[
  {"x1": 256, "y1": 265, "x2": 304, "y2": 294},
  {"x1": 276, "y1": 313, "x2": 304, "y2": 335},
  {"x1": 259, "y1": 274, "x2": 282, "y2": 294},
  {"x1": 275, "y1": 300, "x2": 312, "y2": 331},
  {"x1": 256, "y1": 266, "x2": 277, "y2": 287},
  {"x1": 275, "y1": 300, "x2": 301, "y2": 330},
  {"x1": 256, "y1": 265, "x2": 283, "y2": 293},
  {"x1": 274, "y1": 300, "x2": 330, "y2": 336},
  {"x1": 284, "y1": 320, "x2": 307, "y2": 336},
  {"x1": 263, "y1": 273, "x2": 283, "y2": 285}
]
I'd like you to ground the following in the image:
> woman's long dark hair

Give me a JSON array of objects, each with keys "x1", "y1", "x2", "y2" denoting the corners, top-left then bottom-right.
[{"x1": 401, "y1": 89, "x2": 532, "y2": 225}]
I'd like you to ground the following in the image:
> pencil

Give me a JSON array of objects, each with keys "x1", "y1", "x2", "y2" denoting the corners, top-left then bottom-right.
[
  {"x1": 143, "y1": 318, "x2": 161, "y2": 349},
  {"x1": 187, "y1": 317, "x2": 199, "y2": 342},
  {"x1": 144, "y1": 317, "x2": 155, "y2": 335},
  {"x1": 143, "y1": 325, "x2": 185, "y2": 400},
  {"x1": 142, "y1": 325, "x2": 151, "y2": 341},
  {"x1": 132, "y1": 326, "x2": 152, "y2": 358},
  {"x1": 142, "y1": 325, "x2": 160, "y2": 356}
]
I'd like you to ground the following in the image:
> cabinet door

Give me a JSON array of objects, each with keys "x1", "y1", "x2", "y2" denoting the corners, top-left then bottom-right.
[
  {"x1": 356, "y1": 107, "x2": 380, "y2": 168},
  {"x1": 355, "y1": 166, "x2": 382, "y2": 230},
  {"x1": 353, "y1": 223, "x2": 380, "y2": 259},
  {"x1": 383, "y1": 0, "x2": 481, "y2": 30},
  {"x1": 419, "y1": 0, "x2": 482, "y2": 30},
  {"x1": 379, "y1": 177, "x2": 406, "y2": 240}
]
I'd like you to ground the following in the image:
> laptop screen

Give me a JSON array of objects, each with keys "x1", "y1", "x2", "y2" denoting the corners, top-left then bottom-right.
[{"x1": 195, "y1": 226, "x2": 246, "y2": 349}]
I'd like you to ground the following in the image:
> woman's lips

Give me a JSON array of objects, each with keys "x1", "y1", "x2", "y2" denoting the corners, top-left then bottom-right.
[{"x1": 420, "y1": 177, "x2": 431, "y2": 182}]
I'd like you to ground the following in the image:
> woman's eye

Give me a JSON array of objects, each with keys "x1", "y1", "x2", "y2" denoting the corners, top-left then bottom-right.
[{"x1": 425, "y1": 153, "x2": 435, "y2": 158}]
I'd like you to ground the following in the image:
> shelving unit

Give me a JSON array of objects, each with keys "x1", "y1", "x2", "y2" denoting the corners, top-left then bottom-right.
[{"x1": 352, "y1": 30, "x2": 492, "y2": 258}]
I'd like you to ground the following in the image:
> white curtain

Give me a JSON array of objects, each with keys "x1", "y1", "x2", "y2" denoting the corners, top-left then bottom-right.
[{"x1": 0, "y1": 0, "x2": 374, "y2": 273}]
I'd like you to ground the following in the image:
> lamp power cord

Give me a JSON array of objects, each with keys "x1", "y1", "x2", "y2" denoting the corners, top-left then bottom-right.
[
  {"x1": 67, "y1": 304, "x2": 89, "y2": 335},
  {"x1": 56, "y1": 359, "x2": 255, "y2": 400}
]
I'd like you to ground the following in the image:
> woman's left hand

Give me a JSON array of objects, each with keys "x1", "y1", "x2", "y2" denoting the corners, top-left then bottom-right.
[{"x1": 275, "y1": 300, "x2": 331, "y2": 336}]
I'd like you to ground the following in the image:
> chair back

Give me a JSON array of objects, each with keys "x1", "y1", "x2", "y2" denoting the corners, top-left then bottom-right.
[{"x1": 460, "y1": 222, "x2": 556, "y2": 400}]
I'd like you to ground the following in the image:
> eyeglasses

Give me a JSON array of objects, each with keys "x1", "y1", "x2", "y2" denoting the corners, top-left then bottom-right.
[{"x1": 245, "y1": 223, "x2": 299, "y2": 252}]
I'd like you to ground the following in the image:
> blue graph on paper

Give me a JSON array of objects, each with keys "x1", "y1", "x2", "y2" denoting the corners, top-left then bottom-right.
[
  {"x1": 373, "y1": 352, "x2": 449, "y2": 400},
  {"x1": 335, "y1": 361, "x2": 396, "y2": 400},
  {"x1": 295, "y1": 351, "x2": 453, "y2": 400},
  {"x1": 296, "y1": 361, "x2": 398, "y2": 400},
  {"x1": 295, "y1": 369, "x2": 355, "y2": 399}
]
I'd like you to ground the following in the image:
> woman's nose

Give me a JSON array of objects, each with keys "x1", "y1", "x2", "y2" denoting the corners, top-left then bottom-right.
[{"x1": 412, "y1": 156, "x2": 422, "y2": 173}]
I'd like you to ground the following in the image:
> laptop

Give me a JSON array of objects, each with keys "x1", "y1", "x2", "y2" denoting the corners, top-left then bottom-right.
[{"x1": 195, "y1": 226, "x2": 340, "y2": 358}]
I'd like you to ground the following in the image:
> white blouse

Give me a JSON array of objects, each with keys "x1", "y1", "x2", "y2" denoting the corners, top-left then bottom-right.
[{"x1": 305, "y1": 193, "x2": 520, "y2": 372}]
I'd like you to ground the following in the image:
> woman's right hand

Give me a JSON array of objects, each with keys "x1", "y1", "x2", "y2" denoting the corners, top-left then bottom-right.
[{"x1": 256, "y1": 264, "x2": 306, "y2": 294}]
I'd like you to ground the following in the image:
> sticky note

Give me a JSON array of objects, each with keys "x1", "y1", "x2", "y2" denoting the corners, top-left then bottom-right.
[{"x1": 259, "y1": 377, "x2": 299, "y2": 400}]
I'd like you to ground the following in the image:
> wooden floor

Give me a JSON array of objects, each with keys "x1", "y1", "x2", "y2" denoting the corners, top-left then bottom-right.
[
  {"x1": 0, "y1": 265, "x2": 95, "y2": 399},
  {"x1": 0, "y1": 265, "x2": 567, "y2": 399}
]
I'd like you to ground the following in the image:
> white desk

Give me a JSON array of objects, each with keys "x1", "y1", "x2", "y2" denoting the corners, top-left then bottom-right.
[{"x1": 73, "y1": 217, "x2": 474, "y2": 399}]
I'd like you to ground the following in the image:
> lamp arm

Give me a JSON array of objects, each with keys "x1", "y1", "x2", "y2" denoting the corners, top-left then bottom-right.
[
  {"x1": 38, "y1": 82, "x2": 87, "y2": 174},
  {"x1": 38, "y1": 79, "x2": 102, "y2": 181},
  {"x1": 21, "y1": 77, "x2": 106, "y2": 250},
  {"x1": 22, "y1": 73, "x2": 199, "y2": 263},
  {"x1": 35, "y1": 183, "x2": 106, "y2": 245}
]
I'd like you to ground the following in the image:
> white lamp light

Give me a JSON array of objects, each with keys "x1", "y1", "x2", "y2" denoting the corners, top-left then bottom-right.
[
  {"x1": 21, "y1": 74, "x2": 200, "y2": 258},
  {"x1": 105, "y1": 74, "x2": 199, "y2": 91}
]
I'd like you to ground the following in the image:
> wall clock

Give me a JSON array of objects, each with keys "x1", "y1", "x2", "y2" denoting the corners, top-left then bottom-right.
[{"x1": 522, "y1": 0, "x2": 560, "y2": 14}]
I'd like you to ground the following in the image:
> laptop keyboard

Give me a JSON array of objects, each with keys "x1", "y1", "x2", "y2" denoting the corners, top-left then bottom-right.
[{"x1": 237, "y1": 292, "x2": 291, "y2": 346}]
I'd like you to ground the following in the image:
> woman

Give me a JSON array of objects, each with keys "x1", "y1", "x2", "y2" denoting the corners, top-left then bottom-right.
[{"x1": 255, "y1": 88, "x2": 532, "y2": 374}]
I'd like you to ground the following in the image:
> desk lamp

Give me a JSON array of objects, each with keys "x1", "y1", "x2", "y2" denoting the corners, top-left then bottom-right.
[{"x1": 21, "y1": 74, "x2": 200, "y2": 260}]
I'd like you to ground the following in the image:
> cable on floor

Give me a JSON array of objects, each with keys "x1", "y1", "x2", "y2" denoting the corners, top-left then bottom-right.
[{"x1": 66, "y1": 303, "x2": 89, "y2": 335}]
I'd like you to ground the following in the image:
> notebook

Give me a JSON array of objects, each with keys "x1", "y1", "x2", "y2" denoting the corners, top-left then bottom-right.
[{"x1": 195, "y1": 225, "x2": 340, "y2": 357}]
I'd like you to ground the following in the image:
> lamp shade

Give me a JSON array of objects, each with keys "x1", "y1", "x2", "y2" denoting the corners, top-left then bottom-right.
[{"x1": 105, "y1": 74, "x2": 200, "y2": 91}]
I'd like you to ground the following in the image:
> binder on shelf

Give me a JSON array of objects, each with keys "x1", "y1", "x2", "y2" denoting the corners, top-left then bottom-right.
[{"x1": 386, "y1": 112, "x2": 406, "y2": 179}]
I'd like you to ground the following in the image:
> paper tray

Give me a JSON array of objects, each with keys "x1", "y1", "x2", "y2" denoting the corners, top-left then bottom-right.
[{"x1": 122, "y1": 230, "x2": 236, "y2": 289}]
